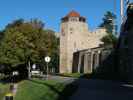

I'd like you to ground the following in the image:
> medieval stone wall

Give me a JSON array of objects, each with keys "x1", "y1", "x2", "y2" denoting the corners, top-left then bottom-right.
[
  {"x1": 72, "y1": 46, "x2": 113, "y2": 74},
  {"x1": 60, "y1": 11, "x2": 107, "y2": 73}
]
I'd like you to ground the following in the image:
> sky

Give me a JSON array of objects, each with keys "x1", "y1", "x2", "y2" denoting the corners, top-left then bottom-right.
[{"x1": 0, "y1": 0, "x2": 129, "y2": 32}]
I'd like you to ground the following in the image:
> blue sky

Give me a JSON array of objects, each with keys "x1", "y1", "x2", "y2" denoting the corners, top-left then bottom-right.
[{"x1": 0, "y1": 0, "x2": 126, "y2": 32}]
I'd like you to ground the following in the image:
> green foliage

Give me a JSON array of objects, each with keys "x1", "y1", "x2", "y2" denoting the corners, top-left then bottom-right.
[
  {"x1": 0, "y1": 19, "x2": 59, "y2": 70},
  {"x1": 0, "y1": 83, "x2": 10, "y2": 100},
  {"x1": 15, "y1": 79, "x2": 66, "y2": 100},
  {"x1": 99, "y1": 11, "x2": 116, "y2": 34},
  {"x1": 99, "y1": 11, "x2": 118, "y2": 46},
  {"x1": 60, "y1": 73, "x2": 82, "y2": 78},
  {"x1": 101, "y1": 33, "x2": 118, "y2": 46},
  {"x1": 6, "y1": 19, "x2": 24, "y2": 29},
  {"x1": 30, "y1": 18, "x2": 45, "y2": 29}
]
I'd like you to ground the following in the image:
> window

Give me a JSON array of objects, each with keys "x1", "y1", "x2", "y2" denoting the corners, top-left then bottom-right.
[
  {"x1": 70, "y1": 17, "x2": 78, "y2": 22},
  {"x1": 70, "y1": 28, "x2": 73, "y2": 31},
  {"x1": 70, "y1": 28, "x2": 73, "y2": 34}
]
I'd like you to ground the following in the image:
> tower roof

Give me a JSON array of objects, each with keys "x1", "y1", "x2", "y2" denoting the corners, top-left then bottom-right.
[
  {"x1": 66, "y1": 11, "x2": 80, "y2": 17},
  {"x1": 61, "y1": 10, "x2": 86, "y2": 23}
]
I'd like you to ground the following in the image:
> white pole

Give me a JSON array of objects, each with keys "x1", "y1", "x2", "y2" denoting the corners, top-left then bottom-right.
[
  {"x1": 120, "y1": 0, "x2": 124, "y2": 24},
  {"x1": 46, "y1": 62, "x2": 49, "y2": 80},
  {"x1": 114, "y1": 0, "x2": 116, "y2": 34}
]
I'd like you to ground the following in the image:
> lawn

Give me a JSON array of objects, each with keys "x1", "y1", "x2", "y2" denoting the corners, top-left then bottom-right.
[
  {"x1": 15, "y1": 78, "x2": 77, "y2": 100},
  {"x1": 59, "y1": 73, "x2": 83, "y2": 78},
  {"x1": 0, "y1": 83, "x2": 10, "y2": 100}
]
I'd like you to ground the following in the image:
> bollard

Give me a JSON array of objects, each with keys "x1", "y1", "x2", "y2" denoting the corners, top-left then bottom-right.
[
  {"x1": 5, "y1": 93, "x2": 13, "y2": 100},
  {"x1": 10, "y1": 84, "x2": 14, "y2": 91}
]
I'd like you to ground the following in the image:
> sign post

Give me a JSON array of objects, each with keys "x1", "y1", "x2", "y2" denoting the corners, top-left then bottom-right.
[{"x1": 45, "y1": 56, "x2": 51, "y2": 80}]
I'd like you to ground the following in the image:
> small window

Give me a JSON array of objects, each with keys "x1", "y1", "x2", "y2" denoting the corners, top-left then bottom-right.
[
  {"x1": 70, "y1": 28, "x2": 73, "y2": 31},
  {"x1": 70, "y1": 17, "x2": 78, "y2": 22},
  {"x1": 70, "y1": 28, "x2": 73, "y2": 34}
]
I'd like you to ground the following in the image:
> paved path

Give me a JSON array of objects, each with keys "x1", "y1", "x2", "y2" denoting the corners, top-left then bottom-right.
[
  {"x1": 48, "y1": 75, "x2": 77, "y2": 84},
  {"x1": 41, "y1": 75, "x2": 77, "y2": 84},
  {"x1": 70, "y1": 79, "x2": 133, "y2": 100}
]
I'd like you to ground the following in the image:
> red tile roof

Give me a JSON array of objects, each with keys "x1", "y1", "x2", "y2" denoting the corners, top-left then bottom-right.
[{"x1": 67, "y1": 11, "x2": 80, "y2": 17}]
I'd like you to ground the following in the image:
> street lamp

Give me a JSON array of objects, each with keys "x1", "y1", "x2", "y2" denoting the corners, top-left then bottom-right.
[{"x1": 45, "y1": 56, "x2": 51, "y2": 80}]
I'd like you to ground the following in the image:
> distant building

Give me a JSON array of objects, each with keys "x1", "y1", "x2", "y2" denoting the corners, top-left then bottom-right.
[{"x1": 59, "y1": 11, "x2": 107, "y2": 73}]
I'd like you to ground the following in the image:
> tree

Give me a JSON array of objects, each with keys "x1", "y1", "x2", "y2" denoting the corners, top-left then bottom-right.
[
  {"x1": 0, "y1": 19, "x2": 59, "y2": 76},
  {"x1": 99, "y1": 11, "x2": 116, "y2": 34},
  {"x1": 6, "y1": 19, "x2": 24, "y2": 29},
  {"x1": 101, "y1": 33, "x2": 118, "y2": 47},
  {"x1": 99, "y1": 11, "x2": 118, "y2": 46},
  {"x1": 30, "y1": 18, "x2": 45, "y2": 29}
]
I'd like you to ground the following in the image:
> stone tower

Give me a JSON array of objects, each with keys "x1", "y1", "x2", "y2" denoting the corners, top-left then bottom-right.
[{"x1": 60, "y1": 11, "x2": 90, "y2": 73}]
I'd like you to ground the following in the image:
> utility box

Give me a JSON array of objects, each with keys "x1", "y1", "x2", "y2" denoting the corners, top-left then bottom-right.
[{"x1": 5, "y1": 93, "x2": 13, "y2": 100}]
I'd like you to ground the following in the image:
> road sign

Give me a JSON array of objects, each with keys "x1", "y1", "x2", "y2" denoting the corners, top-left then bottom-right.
[
  {"x1": 45, "y1": 56, "x2": 51, "y2": 63},
  {"x1": 13, "y1": 71, "x2": 19, "y2": 76},
  {"x1": 45, "y1": 56, "x2": 51, "y2": 80},
  {"x1": 32, "y1": 64, "x2": 36, "y2": 69}
]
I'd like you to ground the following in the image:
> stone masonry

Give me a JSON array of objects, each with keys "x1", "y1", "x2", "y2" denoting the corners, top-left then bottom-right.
[{"x1": 59, "y1": 11, "x2": 107, "y2": 73}]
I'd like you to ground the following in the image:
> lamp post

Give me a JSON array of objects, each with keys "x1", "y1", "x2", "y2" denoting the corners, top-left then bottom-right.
[{"x1": 45, "y1": 56, "x2": 51, "y2": 80}]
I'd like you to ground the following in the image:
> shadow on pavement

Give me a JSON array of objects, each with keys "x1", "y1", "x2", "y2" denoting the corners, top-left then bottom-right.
[{"x1": 68, "y1": 78, "x2": 133, "y2": 100}]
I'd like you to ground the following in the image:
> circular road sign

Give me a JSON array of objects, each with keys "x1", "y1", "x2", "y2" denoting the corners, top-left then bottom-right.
[
  {"x1": 32, "y1": 64, "x2": 36, "y2": 69},
  {"x1": 45, "y1": 56, "x2": 51, "y2": 63}
]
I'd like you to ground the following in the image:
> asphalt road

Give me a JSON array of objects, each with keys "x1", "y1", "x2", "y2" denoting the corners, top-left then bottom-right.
[
  {"x1": 47, "y1": 75, "x2": 76, "y2": 84},
  {"x1": 70, "y1": 79, "x2": 133, "y2": 100}
]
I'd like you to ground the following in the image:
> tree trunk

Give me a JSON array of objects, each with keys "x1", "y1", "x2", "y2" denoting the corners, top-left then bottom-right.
[{"x1": 28, "y1": 61, "x2": 31, "y2": 79}]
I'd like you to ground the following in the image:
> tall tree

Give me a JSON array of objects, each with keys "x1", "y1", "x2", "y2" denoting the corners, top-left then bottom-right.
[
  {"x1": 99, "y1": 11, "x2": 118, "y2": 46},
  {"x1": 0, "y1": 19, "x2": 59, "y2": 74},
  {"x1": 30, "y1": 18, "x2": 45, "y2": 29},
  {"x1": 6, "y1": 19, "x2": 24, "y2": 29},
  {"x1": 99, "y1": 11, "x2": 116, "y2": 34}
]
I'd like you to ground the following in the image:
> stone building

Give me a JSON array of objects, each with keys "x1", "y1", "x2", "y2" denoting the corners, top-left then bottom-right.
[
  {"x1": 59, "y1": 11, "x2": 107, "y2": 73},
  {"x1": 72, "y1": 46, "x2": 113, "y2": 74}
]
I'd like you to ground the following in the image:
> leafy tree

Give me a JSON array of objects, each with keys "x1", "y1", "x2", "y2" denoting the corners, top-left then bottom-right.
[
  {"x1": 99, "y1": 11, "x2": 116, "y2": 34},
  {"x1": 6, "y1": 19, "x2": 24, "y2": 29},
  {"x1": 99, "y1": 11, "x2": 118, "y2": 46},
  {"x1": 101, "y1": 33, "x2": 118, "y2": 47},
  {"x1": 30, "y1": 18, "x2": 45, "y2": 29},
  {"x1": 0, "y1": 31, "x2": 4, "y2": 41},
  {"x1": 0, "y1": 19, "x2": 59, "y2": 75}
]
